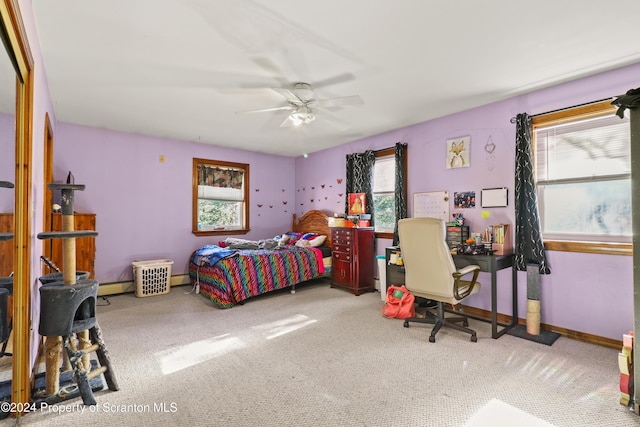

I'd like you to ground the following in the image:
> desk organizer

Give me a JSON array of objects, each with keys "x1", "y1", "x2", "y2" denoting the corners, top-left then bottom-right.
[
  {"x1": 446, "y1": 225, "x2": 469, "y2": 249},
  {"x1": 491, "y1": 223, "x2": 512, "y2": 255}
]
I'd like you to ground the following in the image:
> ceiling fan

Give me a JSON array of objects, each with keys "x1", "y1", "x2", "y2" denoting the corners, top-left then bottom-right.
[{"x1": 237, "y1": 82, "x2": 364, "y2": 130}]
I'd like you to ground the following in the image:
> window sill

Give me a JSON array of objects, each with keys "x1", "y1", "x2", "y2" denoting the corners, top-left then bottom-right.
[
  {"x1": 193, "y1": 228, "x2": 250, "y2": 237},
  {"x1": 544, "y1": 240, "x2": 631, "y2": 256},
  {"x1": 375, "y1": 231, "x2": 394, "y2": 240}
]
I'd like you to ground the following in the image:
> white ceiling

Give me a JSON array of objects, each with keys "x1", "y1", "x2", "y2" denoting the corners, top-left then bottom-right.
[{"x1": 26, "y1": 0, "x2": 640, "y2": 157}]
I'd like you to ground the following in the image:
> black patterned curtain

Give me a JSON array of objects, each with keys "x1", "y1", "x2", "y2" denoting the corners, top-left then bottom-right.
[
  {"x1": 345, "y1": 150, "x2": 375, "y2": 224},
  {"x1": 514, "y1": 113, "x2": 550, "y2": 274},
  {"x1": 612, "y1": 88, "x2": 640, "y2": 118},
  {"x1": 393, "y1": 142, "x2": 408, "y2": 245}
]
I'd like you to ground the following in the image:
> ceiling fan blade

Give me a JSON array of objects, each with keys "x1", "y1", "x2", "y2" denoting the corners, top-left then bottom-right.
[
  {"x1": 237, "y1": 105, "x2": 293, "y2": 114},
  {"x1": 312, "y1": 72, "x2": 356, "y2": 90},
  {"x1": 314, "y1": 107, "x2": 350, "y2": 131},
  {"x1": 271, "y1": 87, "x2": 300, "y2": 103},
  {"x1": 315, "y1": 95, "x2": 364, "y2": 108},
  {"x1": 279, "y1": 115, "x2": 294, "y2": 128},
  {"x1": 281, "y1": 45, "x2": 311, "y2": 83},
  {"x1": 252, "y1": 57, "x2": 290, "y2": 87}
]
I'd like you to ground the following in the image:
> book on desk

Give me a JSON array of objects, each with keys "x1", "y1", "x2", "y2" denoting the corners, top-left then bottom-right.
[{"x1": 489, "y1": 224, "x2": 512, "y2": 255}]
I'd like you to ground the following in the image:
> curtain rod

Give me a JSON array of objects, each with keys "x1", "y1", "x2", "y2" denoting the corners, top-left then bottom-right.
[{"x1": 509, "y1": 97, "x2": 614, "y2": 124}]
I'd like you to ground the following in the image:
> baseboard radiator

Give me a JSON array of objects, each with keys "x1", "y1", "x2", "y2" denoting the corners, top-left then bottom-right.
[{"x1": 98, "y1": 274, "x2": 191, "y2": 297}]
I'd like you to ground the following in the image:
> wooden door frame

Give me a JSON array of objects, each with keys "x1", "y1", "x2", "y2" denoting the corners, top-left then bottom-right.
[
  {"x1": 0, "y1": 0, "x2": 34, "y2": 411},
  {"x1": 43, "y1": 112, "x2": 53, "y2": 266}
]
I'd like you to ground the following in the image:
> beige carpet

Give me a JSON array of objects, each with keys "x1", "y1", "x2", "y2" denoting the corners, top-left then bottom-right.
[
  {"x1": 9, "y1": 279, "x2": 639, "y2": 426},
  {"x1": 464, "y1": 398, "x2": 555, "y2": 427}
]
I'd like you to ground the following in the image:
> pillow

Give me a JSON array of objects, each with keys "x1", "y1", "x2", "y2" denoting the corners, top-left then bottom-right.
[
  {"x1": 308, "y1": 235, "x2": 327, "y2": 247},
  {"x1": 283, "y1": 232, "x2": 302, "y2": 245},
  {"x1": 295, "y1": 239, "x2": 310, "y2": 247},
  {"x1": 296, "y1": 234, "x2": 326, "y2": 248}
]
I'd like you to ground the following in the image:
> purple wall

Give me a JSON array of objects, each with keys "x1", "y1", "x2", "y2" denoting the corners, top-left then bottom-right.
[
  {"x1": 54, "y1": 124, "x2": 296, "y2": 283},
  {"x1": 52, "y1": 62, "x2": 640, "y2": 340},
  {"x1": 295, "y1": 62, "x2": 640, "y2": 340}
]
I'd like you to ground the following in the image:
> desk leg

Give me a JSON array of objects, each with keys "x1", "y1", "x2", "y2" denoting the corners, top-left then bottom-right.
[
  {"x1": 489, "y1": 264, "x2": 519, "y2": 339},
  {"x1": 491, "y1": 268, "x2": 498, "y2": 338},
  {"x1": 512, "y1": 265, "x2": 518, "y2": 329}
]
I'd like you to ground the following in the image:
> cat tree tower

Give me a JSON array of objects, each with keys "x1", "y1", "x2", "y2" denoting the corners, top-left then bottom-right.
[{"x1": 36, "y1": 181, "x2": 118, "y2": 405}]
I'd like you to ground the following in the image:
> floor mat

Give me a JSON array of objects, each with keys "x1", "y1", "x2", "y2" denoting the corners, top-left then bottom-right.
[{"x1": 506, "y1": 324, "x2": 560, "y2": 346}]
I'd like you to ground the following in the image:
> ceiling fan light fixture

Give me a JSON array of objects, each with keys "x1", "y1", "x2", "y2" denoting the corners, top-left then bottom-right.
[
  {"x1": 292, "y1": 82, "x2": 314, "y2": 102},
  {"x1": 289, "y1": 107, "x2": 315, "y2": 126},
  {"x1": 238, "y1": 81, "x2": 362, "y2": 129}
]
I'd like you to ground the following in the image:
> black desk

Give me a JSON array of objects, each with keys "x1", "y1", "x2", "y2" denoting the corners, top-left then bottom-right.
[
  {"x1": 385, "y1": 247, "x2": 518, "y2": 339},
  {"x1": 452, "y1": 253, "x2": 517, "y2": 338}
]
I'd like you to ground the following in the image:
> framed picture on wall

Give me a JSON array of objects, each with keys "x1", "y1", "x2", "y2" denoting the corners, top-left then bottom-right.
[
  {"x1": 454, "y1": 191, "x2": 476, "y2": 209},
  {"x1": 348, "y1": 193, "x2": 366, "y2": 214},
  {"x1": 446, "y1": 136, "x2": 471, "y2": 169}
]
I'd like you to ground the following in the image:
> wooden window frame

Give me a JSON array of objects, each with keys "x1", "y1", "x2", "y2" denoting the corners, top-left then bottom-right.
[
  {"x1": 532, "y1": 100, "x2": 631, "y2": 256},
  {"x1": 192, "y1": 158, "x2": 250, "y2": 236},
  {"x1": 374, "y1": 147, "x2": 407, "y2": 240}
]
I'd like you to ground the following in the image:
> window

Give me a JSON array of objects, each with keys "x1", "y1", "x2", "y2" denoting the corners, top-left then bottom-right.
[
  {"x1": 533, "y1": 100, "x2": 631, "y2": 254},
  {"x1": 373, "y1": 153, "x2": 395, "y2": 233},
  {"x1": 192, "y1": 158, "x2": 249, "y2": 236},
  {"x1": 372, "y1": 147, "x2": 406, "y2": 237}
]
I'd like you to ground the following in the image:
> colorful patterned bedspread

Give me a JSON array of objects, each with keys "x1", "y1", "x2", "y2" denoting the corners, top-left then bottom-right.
[{"x1": 189, "y1": 246, "x2": 325, "y2": 308}]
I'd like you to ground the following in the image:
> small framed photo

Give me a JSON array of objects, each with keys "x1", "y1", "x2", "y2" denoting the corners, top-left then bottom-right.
[
  {"x1": 348, "y1": 193, "x2": 366, "y2": 214},
  {"x1": 446, "y1": 136, "x2": 471, "y2": 169},
  {"x1": 454, "y1": 191, "x2": 476, "y2": 209}
]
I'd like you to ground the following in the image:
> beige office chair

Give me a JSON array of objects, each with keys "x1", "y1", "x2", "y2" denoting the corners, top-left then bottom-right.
[{"x1": 398, "y1": 217, "x2": 481, "y2": 342}]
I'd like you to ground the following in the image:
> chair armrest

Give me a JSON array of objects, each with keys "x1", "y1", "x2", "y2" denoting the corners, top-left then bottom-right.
[
  {"x1": 452, "y1": 264, "x2": 480, "y2": 300},
  {"x1": 455, "y1": 264, "x2": 480, "y2": 277}
]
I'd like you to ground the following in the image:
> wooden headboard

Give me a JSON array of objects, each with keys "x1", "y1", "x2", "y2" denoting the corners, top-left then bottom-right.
[{"x1": 292, "y1": 210, "x2": 332, "y2": 247}]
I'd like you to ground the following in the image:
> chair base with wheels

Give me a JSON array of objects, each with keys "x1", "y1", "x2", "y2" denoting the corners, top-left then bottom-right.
[
  {"x1": 39, "y1": 279, "x2": 119, "y2": 405},
  {"x1": 403, "y1": 301, "x2": 477, "y2": 343}
]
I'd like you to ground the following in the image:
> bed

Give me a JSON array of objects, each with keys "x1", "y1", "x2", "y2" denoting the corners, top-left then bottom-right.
[{"x1": 188, "y1": 210, "x2": 333, "y2": 308}]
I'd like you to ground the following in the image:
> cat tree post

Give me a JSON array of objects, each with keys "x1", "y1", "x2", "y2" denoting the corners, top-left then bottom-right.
[{"x1": 38, "y1": 183, "x2": 95, "y2": 396}]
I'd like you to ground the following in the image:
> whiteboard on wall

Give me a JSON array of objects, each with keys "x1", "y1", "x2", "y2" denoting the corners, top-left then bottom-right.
[
  {"x1": 481, "y1": 187, "x2": 508, "y2": 208},
  {"x1": 413, "y1": 191, "x2": 450, "y2": 223}
]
